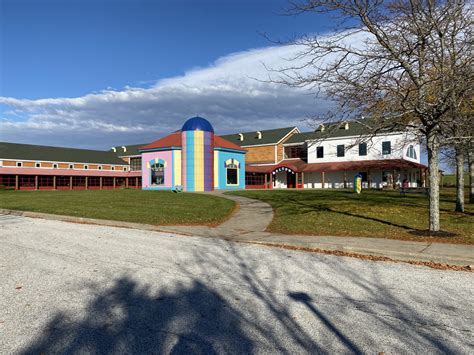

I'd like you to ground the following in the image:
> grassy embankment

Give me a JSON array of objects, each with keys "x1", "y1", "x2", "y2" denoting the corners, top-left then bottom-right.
[{"x1": 0, "y1": 189, "x2": 235, "y2": 226}]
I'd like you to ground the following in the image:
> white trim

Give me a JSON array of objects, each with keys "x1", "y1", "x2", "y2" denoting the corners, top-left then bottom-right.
[
  {"x1": 286, "y1": 131, "x2": 405, "y2": 145},
  {"x1": 0, "y1": 158, "x2": 127, "y2": 167}
]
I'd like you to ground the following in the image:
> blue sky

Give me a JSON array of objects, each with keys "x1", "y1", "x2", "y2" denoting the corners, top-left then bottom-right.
[{"x1": 1, "y1": 0, "x2": 331, "y2": 99}]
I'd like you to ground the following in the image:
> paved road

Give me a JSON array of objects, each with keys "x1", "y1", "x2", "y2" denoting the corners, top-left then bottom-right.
[{"x1": 1, "y1": 215, "x2": 472, "y2": 354}]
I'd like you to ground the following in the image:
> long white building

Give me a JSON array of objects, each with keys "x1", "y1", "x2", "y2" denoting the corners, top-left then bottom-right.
[{"x1": 224, "y1": 118, "x2": 427, "y2": 189}]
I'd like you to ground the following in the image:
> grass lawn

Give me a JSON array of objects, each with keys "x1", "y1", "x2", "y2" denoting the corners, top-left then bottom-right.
[
  {"x1": 0, "y1": 189, "x2": 235, "y2": 226},
  {"x1": 226, "y1": 188, "x2": 474, "y2": 244}
]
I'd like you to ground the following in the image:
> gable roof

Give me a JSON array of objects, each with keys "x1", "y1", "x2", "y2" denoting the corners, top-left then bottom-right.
[
  {"x1": 285, "y1": 118, "x2": 404, "y2": 144},
  {"x1": 0, "y1": 142, "x2": 127, "y2": 165},
  {"x1": 139, "y1": 132, "x2": 246, "y2": 152},
  {"x1": 220, "y1": 127, "x2": 298, "y2": 147}
]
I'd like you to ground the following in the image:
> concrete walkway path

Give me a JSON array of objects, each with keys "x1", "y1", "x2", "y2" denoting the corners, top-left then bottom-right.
[{"x1": 1, "y1": 191, "x2": 473, "y2": 266}]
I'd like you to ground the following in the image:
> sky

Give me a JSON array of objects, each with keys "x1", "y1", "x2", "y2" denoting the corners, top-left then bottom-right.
[{"x1": 0, "y1": 0, "x2": 344, "y2": 149}]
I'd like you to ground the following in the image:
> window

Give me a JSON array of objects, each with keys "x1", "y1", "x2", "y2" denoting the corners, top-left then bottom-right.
[
  {"x1": 111, "y1": 166, "x2": 115, "y2": 171},
  {"x1": 130, "y1": 157, "x2": 142, "y2": 171},
  {"x1": 226, "y1": 165, "x2": 238, "y2": 185},
  {"x1": 35, "y1": 162, "x2": 41, "y2": 168},
  {"x1": 358, "y1": 143, "x2": 367, "y2": 156},
  {"x1": 123, "y1": 167, "x2": 127, "y2": 171},
  {"x1": 284, "y1": 145, "x2": 305, "y2": 159},
  {"x1": 69, "y1": 164, "x2": 73, "y2": 169},
  {"x1": 150, "y1": 161, "x2": 165, "y2": 185},
  {"x1": 16, "y1": 162, "x2": 22, "y2": 167},
  {"x1": 382, "y1": 141, "x2": 391, "y2": 155},
  {"x1": 84, "y1": 165, "x2": 88, "y2": 170},
  {"x1": 406, "y1": 145, "x2": 417, "y2": 159},
  {"x1": 53, "y1": 164, "x2": 58, "y2": 169},
  {"x1": 98, "y1": 166, "x2": 102, "y2": 170},
  {"x1": 316, "y1": 146, "x2": 324, "y2": 159},
  {"x1": 225, "y1": 159, "x2": 239, "y2": 185},
  {"x1": 337, "y1": 145, "x2": 345, "y2": 157}
]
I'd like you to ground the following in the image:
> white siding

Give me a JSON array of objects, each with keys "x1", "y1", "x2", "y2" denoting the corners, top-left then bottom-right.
[{"x1": 306, "y1": 132, "x2": 421, "y2": 164}]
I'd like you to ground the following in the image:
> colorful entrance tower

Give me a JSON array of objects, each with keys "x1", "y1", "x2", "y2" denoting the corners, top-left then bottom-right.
[{"x1": 181, "y1": 117, "x2": 214, "y2": 192}]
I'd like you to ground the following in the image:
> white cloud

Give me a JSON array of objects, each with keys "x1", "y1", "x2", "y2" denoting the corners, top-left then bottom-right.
[{"x1": 0, "y1": 42, "x2": 335, "y2": 150}]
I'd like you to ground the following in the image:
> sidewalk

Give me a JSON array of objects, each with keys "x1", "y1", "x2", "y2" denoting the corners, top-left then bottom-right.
[{"x1": 1, "y1": 193, "x2": 473, "y2": 267}]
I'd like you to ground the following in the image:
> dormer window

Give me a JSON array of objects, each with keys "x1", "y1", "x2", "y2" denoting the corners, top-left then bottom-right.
[
  {"x1": 84, "y1": 165, "x2": 88, "y2": 170},
  {"x1": 238, "y1": 133, "x2": 244, "y2": 141},
  {"x1": 69, "y1": 164, "x2": 73, "y2": 169},
  {"x1": 256, "y1": 131, "x2": 262, "y2": 139},
  {"x1": 123, "y1": 167, "x2": 127, "y2": 171},
  {"x1": 35, "y1": 162, "x2": 41, "y2": 168},
  {"x1": 318, "y1": 124, "x2": 325, "y2": 132},
  {"x1": 98, "y1": 166, "x2": 102, "y2": 170},
  {"x1": 53, "y1": 164, "x2": 58, "y2": 169},
  {"x1": 121, "y1": 146, "x2": 127, "y2": 152},
  {"x1": 111, "y1": 147, "x2": 117, "y2": 152},
  {"x1": 16, "y1": 162, "x2": 23, "y2": 167},
  {"x1": 111, "y1": 166, "x2": 115, "y2": 171}
]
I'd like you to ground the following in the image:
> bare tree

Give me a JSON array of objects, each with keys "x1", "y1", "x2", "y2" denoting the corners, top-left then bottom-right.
[{"x1": 271, "y1": 0, "x2": 473, "y2": 232}]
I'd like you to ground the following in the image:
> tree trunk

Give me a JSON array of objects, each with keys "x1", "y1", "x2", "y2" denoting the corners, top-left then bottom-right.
[
  {"x1": 426, "y1": 131, "x2": 440, "y2": 232},
  {"x1": 455, "y1": 148, "x2": 464, "y2": 212},
  {"x1": 469, "y1": 147, "x2": 474, "y2": 204}
]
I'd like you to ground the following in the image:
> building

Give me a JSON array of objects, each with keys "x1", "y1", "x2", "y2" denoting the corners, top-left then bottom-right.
[
  {"x1": 138, "y1": 116, "x2": 246, "y2": 191},
  {"x1": 0, "y1": 116, "x2": 427, "y2": 191},
  {"x1": 224, "y1": 119, "x2": 427, "y2": 189}
]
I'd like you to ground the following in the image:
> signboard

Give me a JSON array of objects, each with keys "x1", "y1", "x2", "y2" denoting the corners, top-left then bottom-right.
[
  {"x1": 354, "y1": 174, "x2": 362, "y2": 194},
  {"x1": 272, "y1": 167, "x2": 294, "y2": 175}
]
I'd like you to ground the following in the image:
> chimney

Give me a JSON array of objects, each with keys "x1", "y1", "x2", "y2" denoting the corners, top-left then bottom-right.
[
  {"x1": 238, "y1": 133, "x2": 244, "y2": 141},
  {"x1": 111, "y1": 147, "x2": 117, "y2": 152},
  {"x1": 345, "y1": 122, "x2": 349, "y2": 130},
  {"x1": 256, "y1": 131, "x2": 262, "y2": 139},
  {"x1": 121, "y1": 146, "x2": 127, "y2": 152}
]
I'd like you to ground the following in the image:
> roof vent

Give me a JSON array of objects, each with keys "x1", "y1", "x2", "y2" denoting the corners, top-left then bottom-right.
[
  {"x1": 238, "y1": 133, "x2": 244, "y2": 141},
  {"x1": 111, "y1": 147, "x2": 117, "y2": 152},
  {"x1": 256, "y1": 131, "x2": 262, "y2": 139},
  {"x1": 345, "y1": 122, "x2": 349, "y2": 130},
  {"x1": 121, "y1": 146, "x2": 127, "y2": 152},
  {"x1": 319, "y1": 124, "x2": 325, "y2": 132}
]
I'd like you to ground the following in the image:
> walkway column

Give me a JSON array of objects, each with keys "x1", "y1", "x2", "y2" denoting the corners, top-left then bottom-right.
[
  {"x1": 35, "y1": 175, "x2": 38, "y2": 190},
  {"x1": 368, "y1": 170, "x2": 372, "y2": 188},
  {"x1": 15, "y1": 175, "x2": 19, "y2": 190},
  {"x1": 85, "y1": 176, "x2": 88, "y2": 190},
  {"x1": 321, "y1": 171, "x2": 325, "y2": 189},
  {"x1": 135, "y1": 177, "x2": 138, "y2": 189},
  {"x1": 99, "y1": 176, "x2": 103, "y2": 189},
  {"x1": 53, "y1": 176, "x2": 56, "y2": 190},
  {"x1": 70, "y1": 176, "x2": 73, "y2": 190},
  {"x1": 301, "y1": 172, "x2": 305, "y2": 189},
  {"x1": 344, "y1": 172, "x2": 347, "y2": 189},
  {"x1": 113, "y1": 177, "x2": 116, "y2": 189},
  {"x1": 126, "y1": 177, "x2": 129, "y2": 188}
]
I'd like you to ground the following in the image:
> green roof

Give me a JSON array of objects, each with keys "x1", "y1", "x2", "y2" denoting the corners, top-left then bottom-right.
[
  {"x1": 0, "y1": 142, "x2": 127, "y2": 165},
  {"x1": 284, "y1": 118, "x2": 401, "y2": 144},
  {"x1": 220, "y1": 127, "x2": 297, "y2": 147},
  {"x1": 112, "y1": 143, "x2": 147, "y2": 157}
]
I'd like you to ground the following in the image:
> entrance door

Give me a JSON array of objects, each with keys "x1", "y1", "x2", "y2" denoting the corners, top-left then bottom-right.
[{"x1": 286, "y1": 172, "x2": 296, "y2": 188}]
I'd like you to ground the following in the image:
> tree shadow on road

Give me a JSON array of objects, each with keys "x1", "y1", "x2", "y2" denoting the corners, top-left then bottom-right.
[{"x1": 20, "y1": 278, "x2": 256, "y2": 354}]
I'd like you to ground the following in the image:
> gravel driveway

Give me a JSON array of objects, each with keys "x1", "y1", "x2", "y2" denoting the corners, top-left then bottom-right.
[{"x1": 1, "y1": 214, "x2": 472, "y2": 354}]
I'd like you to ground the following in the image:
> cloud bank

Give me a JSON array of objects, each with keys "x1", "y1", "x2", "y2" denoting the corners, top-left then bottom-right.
[{"x1": 0, "y1": 43, "x2": 333, "y2": 150}]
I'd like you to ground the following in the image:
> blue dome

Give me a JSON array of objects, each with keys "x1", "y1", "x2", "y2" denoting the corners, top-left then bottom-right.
[{"x1": 181, "y1": 116, "x2": 214, "y2": 133}]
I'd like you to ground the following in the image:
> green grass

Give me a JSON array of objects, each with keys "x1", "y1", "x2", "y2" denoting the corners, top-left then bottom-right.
[
  {"x1": 442, "y1": 173, "x2": 469, "y2": 187},
  {"x1": 0, "y1": 189, "x2": 235, "y2": 226},
  {"x1": 226, "y1": 188, "x2": 474, "y2": 244}
]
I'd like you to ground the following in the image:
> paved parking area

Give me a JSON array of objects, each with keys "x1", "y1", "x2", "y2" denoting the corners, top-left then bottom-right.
[{"x1": 1, "y1": 215, "x2": 473, "y2": 353}]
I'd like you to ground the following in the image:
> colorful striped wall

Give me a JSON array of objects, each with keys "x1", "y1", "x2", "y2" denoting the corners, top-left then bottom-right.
[{"x1": 181, "y1": 130, "x2": 214, "y2": 192}]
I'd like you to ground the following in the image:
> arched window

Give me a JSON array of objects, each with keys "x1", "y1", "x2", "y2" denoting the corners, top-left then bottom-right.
[
  {"x1": 150, "y1": 159, "x2": 166, "y2": 186},
  {"x1": 406, "y1": 145, "x2": 417, "y2": 159},
  {"x1": 225, "y1": 159, "x2": 240, "y2": 185}
]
